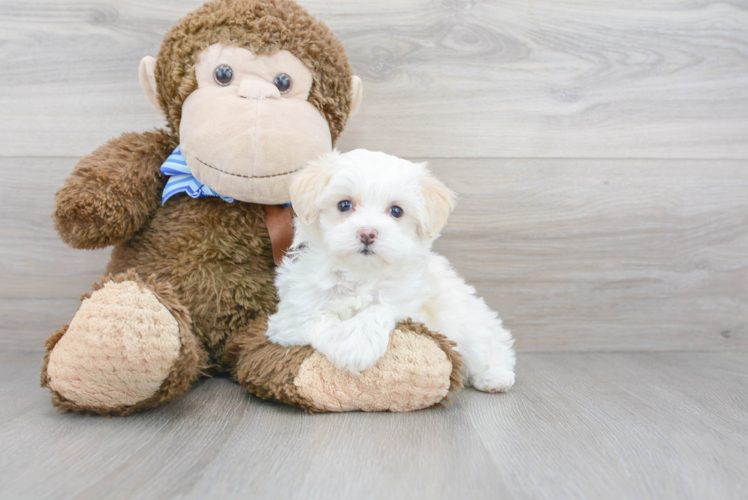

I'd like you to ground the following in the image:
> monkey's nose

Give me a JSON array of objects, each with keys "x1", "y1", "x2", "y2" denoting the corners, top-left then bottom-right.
[
  {"x1": 358, "y1": 228, "x2": 378, "y2": 246},
  {"x1": 238, "y1": 80, "x2": 281, "y2": 100}
]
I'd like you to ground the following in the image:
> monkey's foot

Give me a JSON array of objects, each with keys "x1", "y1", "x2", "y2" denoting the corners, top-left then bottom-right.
[
  {"x1": 227, "y1": 319, "x2": 462, "y2": 412},
  {"x1": 41, "y1": 271, "x2": 205, "y2": 416}
]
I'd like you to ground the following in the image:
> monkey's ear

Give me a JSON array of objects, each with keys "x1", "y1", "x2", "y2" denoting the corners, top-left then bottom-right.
[
  {"x1": 349, "y1": 75, "x2": 363, "y2": 117},
  {"x1": 290, "y1": 152, "x2": 339, "y2": 224},
  {"x1": 139, "y1": 56, "x2": 161, "y2": 112},
  {"x1": 420, "y1": 170, "x2": 457, "y2": 240}
]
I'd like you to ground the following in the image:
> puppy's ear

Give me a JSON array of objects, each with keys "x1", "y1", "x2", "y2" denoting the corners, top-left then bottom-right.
[
  {"x1": 290, "y1": 152, "x2": 338, "y2": 224},
  {"x1": 420, "y1": 171, "x2": 456, "y2": 239}
]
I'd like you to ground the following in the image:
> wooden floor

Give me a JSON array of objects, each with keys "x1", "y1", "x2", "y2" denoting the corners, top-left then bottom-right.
[{"x1": 0, "y1": 351, "x2": 745, "y2": 500}]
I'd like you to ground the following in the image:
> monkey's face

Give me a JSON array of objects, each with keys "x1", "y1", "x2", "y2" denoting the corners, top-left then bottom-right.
[{"x1": 178, "y1": 43, "x2": 333, "y2": 204}]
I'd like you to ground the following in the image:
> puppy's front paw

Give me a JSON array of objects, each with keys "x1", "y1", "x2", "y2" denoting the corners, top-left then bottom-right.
[
  {"x1": 471, "y1": 367, "x2": 515, "y2": 393},
  {"x1": 316, "y1": 322, "x2": 390, "y2": 374}
]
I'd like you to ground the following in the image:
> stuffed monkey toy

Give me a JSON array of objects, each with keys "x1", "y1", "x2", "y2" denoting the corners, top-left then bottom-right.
[{"x1": 41, "y1": 0, "x2": 462, "y2": 415}]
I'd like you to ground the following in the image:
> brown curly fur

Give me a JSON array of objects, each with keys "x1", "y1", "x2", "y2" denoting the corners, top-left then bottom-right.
[
  {"x1": 106, "y1": 192, "x2": 279, "y2": 368},
  {"x1": 225, "y1": 315, "x2": 316, "y2": 410},
  {"x1": 41, "y1": 271, "x2": 208, "y2": 416},
  {"x1": 155, "y1": 0, "x2": 354, "y2": 144},
  {"x1": 54, "y1": 130, "x2": 177, "y2": 249}
]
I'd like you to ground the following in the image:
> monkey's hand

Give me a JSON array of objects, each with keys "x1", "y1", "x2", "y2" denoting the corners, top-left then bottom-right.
[{"x1": 53, "y1": 129, "x2": 176, "y2": 249}]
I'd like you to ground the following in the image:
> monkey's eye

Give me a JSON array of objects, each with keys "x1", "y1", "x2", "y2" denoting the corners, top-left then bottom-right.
[
  {"x1": 214, "y1": 65, "x2": 234, "y2": 86},
  {"x1": 338, "y1": 200, "x2": 353, "y2": 212},
  {"x1": 273, "y1": 73, "x2": 292, "y2": 94},
  {"x1": 390, "y1": 206, "x2": 404, "y2": 218}
]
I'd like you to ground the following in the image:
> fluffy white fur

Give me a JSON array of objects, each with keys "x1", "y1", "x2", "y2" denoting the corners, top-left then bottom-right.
[{"x1": 266, "y1": 149, "x2": 516, "y2": 393}]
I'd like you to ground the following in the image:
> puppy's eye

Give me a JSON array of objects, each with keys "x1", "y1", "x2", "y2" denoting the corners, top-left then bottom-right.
[
  {"x1": 338, "y1": 200, "x2": 353, "y2": 212},
  {"x1": 214, "y1": 65, "x2": 234, "y2": 86},
  {"x1": 273, "y1": 73, "x2": 292, "y2": 94},
  {"x1": 390, "y1": 206, "x2": 404, "y2": 218}
]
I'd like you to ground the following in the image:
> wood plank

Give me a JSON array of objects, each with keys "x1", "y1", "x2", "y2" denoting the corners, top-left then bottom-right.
[
  {"x1": 0, "y1": 0, "x2": 747, "y2": 159},
  {"x1": 0, "y1": 352, "x2": 745, "y2": 499},
  {"x1": 2, "y1": 157, "x2": 746, "y2": 352},
  {"x1": 466, "y1": 351, "x2": 748, "y2": 500},
  {"x1": 427, "y1": 158, "x2": 748, "y2": 352},
  {"x1": 0, "y1": 157, "x2": 111, "y2": 302}
]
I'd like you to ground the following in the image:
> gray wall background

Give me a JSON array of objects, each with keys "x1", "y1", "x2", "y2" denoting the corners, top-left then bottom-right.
[{"x1": 1, "y1": 0, "x2": 746, "y2": 353}]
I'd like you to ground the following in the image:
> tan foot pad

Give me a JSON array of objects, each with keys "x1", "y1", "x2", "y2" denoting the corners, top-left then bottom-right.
[
  {"x1": 294, "y1": 328, "x2": 454, "y2": 412},
  {"x1": 46, "y1": 280, "x2": 181, "y2": 410}
]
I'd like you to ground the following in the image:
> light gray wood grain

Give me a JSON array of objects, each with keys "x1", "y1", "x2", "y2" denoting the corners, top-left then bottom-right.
[
  {"x1": 0, "y1": 0, "x2": 747, "y2": 159},
  {"x1": 0, "y1": 351, "x2": 745, "y2": 500},
  {"x1": 465, "y1": 352, "x2": 748, "y2": 499},
  {"x1": 2, "y1": 157, "x2": 745, "y2": 352}
]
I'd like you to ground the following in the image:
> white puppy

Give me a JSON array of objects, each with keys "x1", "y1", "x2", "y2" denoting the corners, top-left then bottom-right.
[{"x1": 266, "y1": 149, "x2": 516, "y2": 393}]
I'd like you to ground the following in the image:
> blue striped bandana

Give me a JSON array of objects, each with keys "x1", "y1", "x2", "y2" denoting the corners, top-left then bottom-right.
[{"x1": 160, "y1": 145, "x2": 235, "y2": 205}]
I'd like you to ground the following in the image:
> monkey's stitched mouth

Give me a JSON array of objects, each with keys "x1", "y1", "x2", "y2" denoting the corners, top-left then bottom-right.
[{"x1": 196, "y1": 157, "x2": 301, "y2": 179}]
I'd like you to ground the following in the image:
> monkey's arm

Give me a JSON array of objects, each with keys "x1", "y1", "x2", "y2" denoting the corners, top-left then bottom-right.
[{"x1": 53, "y1": 130, "x2": 177, "y2": 249}]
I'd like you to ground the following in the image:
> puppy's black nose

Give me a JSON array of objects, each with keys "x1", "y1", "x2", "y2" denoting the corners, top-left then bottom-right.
[{"x1": 358, "y1": 228, "x2": 378, "y2": 245}]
